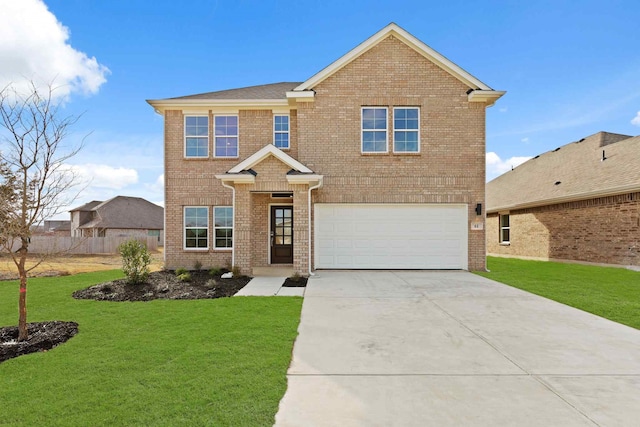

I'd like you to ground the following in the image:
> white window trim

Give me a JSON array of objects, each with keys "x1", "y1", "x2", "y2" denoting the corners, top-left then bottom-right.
[
  {"x1": 214, "y1": 206, "x2": 233, "y2": 250},
  {"x1": 213, "y1": 114, "x2": 239, "y2": 159},
  {"x1": 184, "y1": 115, "x2": 209, "y2": 159},
  {"x1": 361, "y1": 107, "x2": 388, "y2": 154},
  {"x1": 184, "y1": 206, "x2": 209, "y2": 251},
  {"x1": 392, "y1": 107, "x2": 420, "y2": 154},
  {"x1": 273, "y1": 114, "x2": 290, "y2": 150},
  {"x1": 499, "y1": 213, "x2": 510, "y2": 244}
]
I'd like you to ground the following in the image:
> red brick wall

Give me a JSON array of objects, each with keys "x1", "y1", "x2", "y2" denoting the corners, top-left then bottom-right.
[{"x1": 487, "y1": 192, "x2": 640, "y2": 265}]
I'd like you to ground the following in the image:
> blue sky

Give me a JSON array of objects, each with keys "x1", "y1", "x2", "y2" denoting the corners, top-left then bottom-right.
[{"x1": 2, "y1": 0, "x2": 640, "y2": 218}]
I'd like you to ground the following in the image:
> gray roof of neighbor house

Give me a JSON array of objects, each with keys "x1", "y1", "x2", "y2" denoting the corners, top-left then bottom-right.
[
  {"x1": 168, "y1": 82, "x2": 302, "y2": 100},
  {"x1": 70, "y1": 201, "x2": 102, "y2": 211},
  {"x1": 486, "y1": 132, "x2": 640, "y2": 212},
  {"x1": 71, "y1": 196, "x2": 164, "y2": 230}
]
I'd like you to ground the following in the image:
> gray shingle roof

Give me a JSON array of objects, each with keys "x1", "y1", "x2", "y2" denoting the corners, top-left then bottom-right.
[
  {"x1": 169, "y1": 82, "x2": 302, "y2": 100},
  {"x1": 70, "y1": 201, "x2": 102, "y2": 212},
  {"x1": 75, "y1": 196, "x2": 163, "y2": 230},
  {"x1": 486, "y1": 132, "x2": 640, "y2": 212}
]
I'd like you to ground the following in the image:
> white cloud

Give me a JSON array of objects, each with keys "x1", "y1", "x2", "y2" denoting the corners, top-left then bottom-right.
[
  {"x1": 0, "y1": 0, "x2": 109, "y2": 99},
  {"x1": 499, "y1": 107, "x2": 508, "y2": 113},
  {"x1": 486, "y1": 152, "x2": 532, "y2": 181},
  {"x1": 68, "y1": 164, "x2": 138, "y2": 189},
  {"x1": 521, "y1": 137, "x2": 529, "y2": 143},
  {"x1": 631, "y1": 111, "x2": 640, "y2": 126}
]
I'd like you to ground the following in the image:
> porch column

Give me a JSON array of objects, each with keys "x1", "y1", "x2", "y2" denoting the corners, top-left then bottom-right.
[
  {"x1": 292, "y1": 185, "x2": 309, "y2": 275},
  {"x1": 234, "y1": 184, "x2": 252, "y2": 276}
]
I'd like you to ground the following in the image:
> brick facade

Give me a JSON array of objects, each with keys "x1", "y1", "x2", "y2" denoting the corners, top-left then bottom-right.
[
  {"x1": 487, "y1": 192, "x2": 640, "y2": 265},
  {"x1": 159, "y1": 28, "x2": 496, "y2": 274}
]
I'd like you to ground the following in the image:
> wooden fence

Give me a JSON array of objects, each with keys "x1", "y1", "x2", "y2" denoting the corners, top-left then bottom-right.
[{"x1": 12, "y1": 236, "x2": 159, "y2": 254}]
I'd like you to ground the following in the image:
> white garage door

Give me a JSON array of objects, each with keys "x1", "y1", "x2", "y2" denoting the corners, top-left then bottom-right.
[{"x1": 315, "y1": 204, "x2": 468, "y2": 269}]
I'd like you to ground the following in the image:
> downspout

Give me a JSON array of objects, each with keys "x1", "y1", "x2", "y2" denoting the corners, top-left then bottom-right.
[
  {"x1": 220, "y1": 181, "x2": 236, "y2": 268},
  {"x1": 308, "y1": 179, "x2": 323, "y2": 276}
]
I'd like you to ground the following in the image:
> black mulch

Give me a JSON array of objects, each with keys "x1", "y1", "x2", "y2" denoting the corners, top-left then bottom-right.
[
  {"x1": 72, "y1": 270, "x2": 252, "y2": 302},
  {"x1": 0, "y1": 321, "x2": 79, "y2": 363},
  {"x1": 282, "y1": 276, "x2": 308, "y2": 287}
]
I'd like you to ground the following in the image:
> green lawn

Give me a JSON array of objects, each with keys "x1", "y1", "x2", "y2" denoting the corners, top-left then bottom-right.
[
  {"x1": 0, "y1": 271, "x2": 302, "y2": 426},
  {"x1": 477, "y1": 257, "x2": 640, "y2": 330}
]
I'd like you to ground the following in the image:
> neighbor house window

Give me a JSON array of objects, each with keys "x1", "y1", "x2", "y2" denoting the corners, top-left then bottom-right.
[
  {"x1": 185, "y1": 116, "x2": 209, "y2": 158},
  {"x1": 184, "y1": 207, "x2": 208, "y2": 249},
  {"x1": 274, "y1": 115, "x2": 290, "y2": 149},
  {"x1": 214, "y1": 207, "x2": 233, "y2": 249},
  {"x1": 214, "y1": 115, "x2": 238, "y2": 158},
  {"x1": 500, "y1": 214, "x2": 510, "y2": 243},
  {"x1": 393, "y1": 107, "x2": 419, "y2": 153},
  {"x1": 361, "y1": 107, "x2": 388, "y2": 153}
]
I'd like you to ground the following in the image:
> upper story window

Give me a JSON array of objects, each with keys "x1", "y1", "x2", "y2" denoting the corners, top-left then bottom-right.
[
  {"x1": 184, "y1": 207, "x2": 209, "y2": 250},
  {"x1": 500, "y1": 214, "x2": 510, "y2": 244},
  {"x1": 361, "y1": 107, "x2": 388, "y2": 153},
  {"x1": 185, "y1": 116, "x2": 209, "y2": 158},
  {"x1": 214, "y1": 115, "x2": 238, "y2": 158},
  {"x1": 393, "y1": 107, "x2": 420, "y2": 153},
  {"x1": 274, "y1": 115, "x2": 290, "y2": 149}
]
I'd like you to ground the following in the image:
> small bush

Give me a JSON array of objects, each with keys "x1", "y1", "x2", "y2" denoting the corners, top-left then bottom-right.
[
  {"x1": 193, "y1": 260, "x2": 203, "y2": 271},
  {"x1": 177, "y1": 272, "x2": 191, "y2": 282},
  {"x1": 231, "y1": 265, "x2": 241, "y2": 277},
  {"x1": 209, "y1": 267, "x2": 222, "y2": 276},
  {"x1": 118, "y1": 239, "x2": 152, "y2": 285},
  {"x1": 175, "y1": 267, "x2": 188, "y2": 276},
  {"x1": 205, "y1": 279, "x2": 218, "y2": 288}
]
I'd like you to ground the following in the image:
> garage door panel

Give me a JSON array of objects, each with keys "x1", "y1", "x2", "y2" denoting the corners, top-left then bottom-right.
[{"x1": 315, "y1": 204, "x2": 468, "y2": 269}]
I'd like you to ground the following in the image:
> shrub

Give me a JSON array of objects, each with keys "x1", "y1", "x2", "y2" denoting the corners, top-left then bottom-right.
[
  {"x1": 118, "y1": 239, "x2": 152, "y2": 285},
  {"x1": 177, "y1": 272, "x2": 191, "y2": 282},
  {"x1": 209, "y1": 267, "x2": 222, "y2": 276},
  {"x1": 193, "y1": 260, "x2": 203, "y2": 271},
  {"x1": 231, "y1": 265, "x2": 241, "y2": 277},
  {"x1": 175, "y1": 267, "x2": 188, "y2": 276},
  {"x1": 205, "y1": 279, "x2": 217, "y2": 288}
]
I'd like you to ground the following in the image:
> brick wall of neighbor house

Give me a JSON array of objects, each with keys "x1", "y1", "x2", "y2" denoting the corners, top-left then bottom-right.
[
  {"x1": 297, "y1": 35, "x2": 487, "y2": 270},
  {"x1": 487, "y1": 192, "x2": 640, "y2": 265}
]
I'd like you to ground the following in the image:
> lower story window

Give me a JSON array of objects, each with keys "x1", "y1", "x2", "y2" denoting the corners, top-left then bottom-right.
[
  {"x1": 500, "y1": 214, "x2": 510, "y2": 243},
  {"x1": 214, "y1": 206, "x2": 233, "y2": 249},
  {"x1": 185, "y1": 207, "x2": 208, "y2": 249}
]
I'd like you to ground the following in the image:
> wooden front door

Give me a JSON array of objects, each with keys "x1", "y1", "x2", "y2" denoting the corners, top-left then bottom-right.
[{"x1": 271, "y1": 206, "x2": 293, "y2": 264}]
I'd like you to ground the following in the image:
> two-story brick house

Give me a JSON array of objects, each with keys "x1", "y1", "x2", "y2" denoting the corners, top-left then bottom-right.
[{"x1": 148, "y1": 23, "x2": 504, "y2": 275}]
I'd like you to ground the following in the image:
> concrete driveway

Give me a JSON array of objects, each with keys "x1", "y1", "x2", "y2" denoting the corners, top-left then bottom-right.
[{"x1": 274, "y1": 271, "x2": 640, "y2": 426}]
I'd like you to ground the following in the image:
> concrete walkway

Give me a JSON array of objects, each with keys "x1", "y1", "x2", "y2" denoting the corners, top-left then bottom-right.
[
  {"x1": 274, "y1": 271, "x2": 640, "y2": 426},
  {"x1": 234, "y1": 276, "x2": 305, "y2": 297}
]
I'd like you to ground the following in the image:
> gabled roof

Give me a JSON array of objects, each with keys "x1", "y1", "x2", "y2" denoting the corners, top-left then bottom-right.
[
  {"x1": 486, "y1": 132, "x2": 640, "y2": 212},
  {"x1": 148, "y1": 23, "x2": 504, "y2": 111},
  {"x1": 168, "y1": 82, "x2": 301, "y2": 101},
  {"x1": 216, "y1": 145, "x2": 323, "y2": 186},
  {"x1": 73, "y1": 196, "x2": 164, "y2": 230},
  {"x1": 294, "y1": 23, "x2": 493, "y2": 92},
  {"x1": 228, "y1": 144, "x2": 312, "y2": 174}
]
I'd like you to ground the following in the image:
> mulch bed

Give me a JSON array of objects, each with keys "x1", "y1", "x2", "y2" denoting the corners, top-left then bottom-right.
[
  {"x1": 0, "y1": 321, "x2": 79, "y2": 363},
  {"x1": 72, "y1": 270, "x2": 252, "y2": 302},
  {"x1": 282, "y1": 276, "x2": 308, "y2": 287}
]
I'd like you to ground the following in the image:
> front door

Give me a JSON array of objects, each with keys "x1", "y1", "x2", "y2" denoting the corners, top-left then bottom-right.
[{"x1": 271, "y1": 206, "x2": 293, "y2": 264}]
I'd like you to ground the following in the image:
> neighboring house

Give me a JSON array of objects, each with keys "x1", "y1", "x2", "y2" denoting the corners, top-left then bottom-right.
[
  {"x1": 486, "y1": 131, "x2": 640, "y2": 266},
  {"x1": 44, "y1": 220, "x2": 71, "y2": 235},
  {"x1": 147, "y1": 23, "x2": 504, "y2": 275},
  {"x1": 70, "y1": 196, "x2": 164, "y2": 243}
]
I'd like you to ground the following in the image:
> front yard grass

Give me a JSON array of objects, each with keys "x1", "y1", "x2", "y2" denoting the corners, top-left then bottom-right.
[
  {"x1": 477, "y1": 257, "x2": 640, "y2": 330},
  {"x1": 0, "y1": 271, "x2": 302, "y2": 426}
]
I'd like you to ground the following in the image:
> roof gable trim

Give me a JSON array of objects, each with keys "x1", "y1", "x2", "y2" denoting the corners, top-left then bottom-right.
[
  {"x1": 228, "y1": 145, "x2": 313, "y2": 174},
  {"x1": 292, "y1": 23, "x2": 493, "y2": 92}
]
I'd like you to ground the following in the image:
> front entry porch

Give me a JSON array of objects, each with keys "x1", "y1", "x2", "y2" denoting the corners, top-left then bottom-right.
[{"x1": 215, "y1": 144, "x2": 323, "y2": 276}]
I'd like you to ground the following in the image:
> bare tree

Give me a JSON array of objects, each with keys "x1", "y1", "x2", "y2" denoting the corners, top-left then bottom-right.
[{"x1": 0, "y1": 82, "x2": 84, "y2": 341}]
